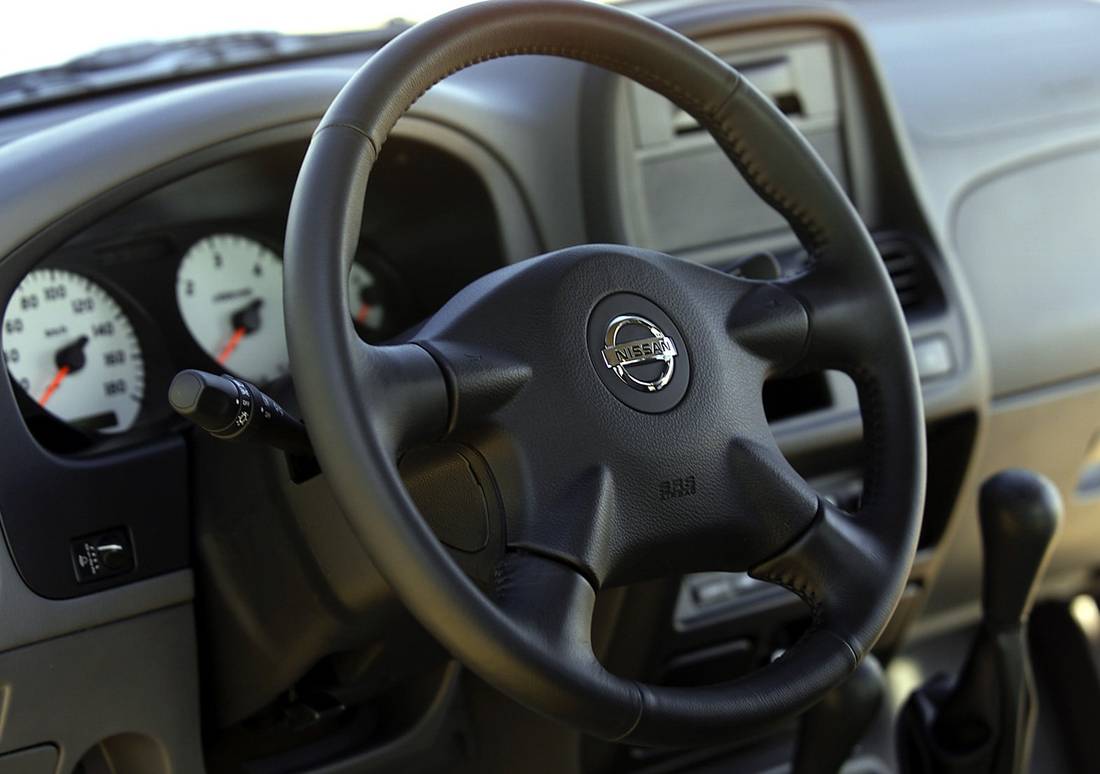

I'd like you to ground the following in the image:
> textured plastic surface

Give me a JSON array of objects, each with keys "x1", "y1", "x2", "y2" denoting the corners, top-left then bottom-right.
[
  {"x1": 639, "y1": 128, "x2": 847, "y2": 252},
  {"x1": 0, "y1": 746, "x2": 57, "y2": 774},
  {"x1": 0, "y1": 432, "x2": 189, "y2": 599},
  {"x1": 856, "y1": 0, "x2": 1100, "y2": 401},
  {"x1": 861, "y1": 0, "x2": 1100, "y2": 142},
  {"x1": 0, "y1": 605, "x2": 203, "y2": 772},
  {"x1": 953, "y1": 146, "x2": 1100, "y2": 396}
]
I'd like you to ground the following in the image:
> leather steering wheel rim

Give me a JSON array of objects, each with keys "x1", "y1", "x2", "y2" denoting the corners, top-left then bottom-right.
[{"x1": 285, "y1": 0, "x2": 925, "y2": 747}]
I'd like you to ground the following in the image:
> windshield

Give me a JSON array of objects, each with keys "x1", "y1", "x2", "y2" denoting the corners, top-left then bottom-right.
[{"x1": 0, "y1": 0, "x2": 562, "y2": 84}]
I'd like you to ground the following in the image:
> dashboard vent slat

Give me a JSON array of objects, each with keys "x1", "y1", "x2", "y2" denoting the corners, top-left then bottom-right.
[{"x1": 875, "y1": 236, "x2": 935, "y2": 314}]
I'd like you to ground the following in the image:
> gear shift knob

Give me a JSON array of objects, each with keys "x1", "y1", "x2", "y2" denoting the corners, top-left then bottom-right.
[{"x1": 979, "y1": 469, "x2": 1063, "y2": 630}]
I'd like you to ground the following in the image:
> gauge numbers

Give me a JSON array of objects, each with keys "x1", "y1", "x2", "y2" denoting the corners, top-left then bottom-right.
[
  {"x1": 176, "y1": 234, "x2": 287, "y2": 383},
  {"x1": 2, "y1": 269, "x2": 144, "y2": 433}
]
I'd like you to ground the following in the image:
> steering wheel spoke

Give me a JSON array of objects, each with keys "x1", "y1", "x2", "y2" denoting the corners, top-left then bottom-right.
[
  {"x1": 726, "y1": 433, "x2": 822, "y2": 560},
  {"x1": 751, "y1": 499, "x2": 892, "y2": 656},
  {"x1": 504, "y1": 463, "x2": 621, "y2": 584},
  {"x1": 726, "y1": 279, "x2": 812, "y2": 376},
  {"x1": 493, "y1": 551, "x2": 598, "y2": 656},
  {"x1": 487, "y1": 549, "x2": 647, "y2": 739},
  {"x1": 779, "y1": 261, "x2": 890, "y2": 375},
  {"x1": 351, "y1": 340, "x2": 450, "y2": 456}
]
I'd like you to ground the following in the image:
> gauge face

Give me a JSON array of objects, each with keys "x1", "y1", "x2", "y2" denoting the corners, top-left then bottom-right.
[
  {"x1": 349, "y1": 263, "x2": 387, "y2": 337},
  {"x1": 2, "y1": 269, "x2": 145, "y2": 434},
  {"x1": 176, "y1": 234, "x2": 287, "y2": 383}
]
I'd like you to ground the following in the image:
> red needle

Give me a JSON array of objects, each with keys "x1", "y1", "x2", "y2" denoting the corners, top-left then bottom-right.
[
  {"x1": 39, "y1": 365, "x2": 71, "y2": 406},
  {"x1": 356, "y1": 302, "x2": 372, "y2": 325},
  {"x1": 217, "y1": 326, "x2": 246, "y2": 364}
]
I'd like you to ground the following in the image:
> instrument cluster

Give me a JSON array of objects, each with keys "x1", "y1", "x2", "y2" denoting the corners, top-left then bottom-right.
[{"x1": 1, "y1": 226, "x2": 408, "y2": 449}]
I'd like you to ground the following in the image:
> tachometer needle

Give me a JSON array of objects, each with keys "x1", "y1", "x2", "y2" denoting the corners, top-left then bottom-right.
[
  {"x1": 217, "y1": 326, "x2": 247, "y2": 365},
  {"x1": 39, "y1": 365, "x2": 71, "y2": 406}
]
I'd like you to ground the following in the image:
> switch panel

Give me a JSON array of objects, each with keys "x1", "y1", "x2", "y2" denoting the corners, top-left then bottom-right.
[{"x1": 70, "y1": 527, "x2": 134, "y2": 583}]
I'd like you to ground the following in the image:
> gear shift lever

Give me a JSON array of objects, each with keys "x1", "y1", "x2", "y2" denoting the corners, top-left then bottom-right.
[{"x1": 898, "y1": 469, "x2": 1063, "y2": 774}]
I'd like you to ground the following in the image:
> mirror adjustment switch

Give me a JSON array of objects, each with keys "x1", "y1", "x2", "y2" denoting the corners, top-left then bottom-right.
[{"x1": 70, "y1": 528, "x2": 134, "y2": 582}]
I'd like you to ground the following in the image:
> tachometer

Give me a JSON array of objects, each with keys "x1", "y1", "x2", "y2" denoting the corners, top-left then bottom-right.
[
  {"x1": 349, "y1": 263, "x2": 387, "y2": 337},
  {"x1": 2, "y1": 268, "x2": 145, "y2": 434},
  {"x1": 176, "y1": 233, "x2": 287, "y2": 383}
]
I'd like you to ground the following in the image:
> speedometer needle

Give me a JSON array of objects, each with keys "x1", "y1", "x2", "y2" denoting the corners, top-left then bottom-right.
[
  {"x1": 39, "y1": 334, "x2": 89, "y2": 406},
  {"x1": 39, "y1": 365, "x2": 71, "y2": 406}
]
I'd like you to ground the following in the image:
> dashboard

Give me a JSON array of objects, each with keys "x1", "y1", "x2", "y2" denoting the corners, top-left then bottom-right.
[{"x1": 0, "y1": 1, "x2": 1098, "y2": 772}]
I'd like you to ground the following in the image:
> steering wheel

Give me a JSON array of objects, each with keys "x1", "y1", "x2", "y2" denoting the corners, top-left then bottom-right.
[{"x1": 284, "y1": 0, "x2": 924, "y2": 747}]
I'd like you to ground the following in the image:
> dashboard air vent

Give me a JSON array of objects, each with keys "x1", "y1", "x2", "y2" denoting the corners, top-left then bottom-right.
[{"x1": 875, "y1": 235, "x2": 937, "y2": 314}]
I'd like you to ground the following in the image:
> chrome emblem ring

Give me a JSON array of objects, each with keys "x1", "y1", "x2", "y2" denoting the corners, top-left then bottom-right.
[{"x1": 601, "y1": 314, "x2": 678, "y2": 392}]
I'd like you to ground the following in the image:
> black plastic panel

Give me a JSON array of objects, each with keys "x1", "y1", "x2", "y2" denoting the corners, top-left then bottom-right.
[
  {"x1": 0, "y1": 425, "x2": 189, "y2": 599},
  {"x1": 0, "y1": 127, "x2": 507, "y2": 600}
]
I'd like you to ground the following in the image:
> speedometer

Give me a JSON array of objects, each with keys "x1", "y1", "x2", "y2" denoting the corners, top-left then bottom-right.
[
  {"x1": 176, "y1": 233, "x2": 288, "y2": 383},
  {"x1": 2, "y1": 269, "x2": 145, "y2": 434}
]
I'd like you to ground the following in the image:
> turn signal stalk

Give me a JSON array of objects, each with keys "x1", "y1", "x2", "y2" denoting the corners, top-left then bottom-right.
[{"x1": 168, "y1": 369, "x2": 312, "y2": 456}]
